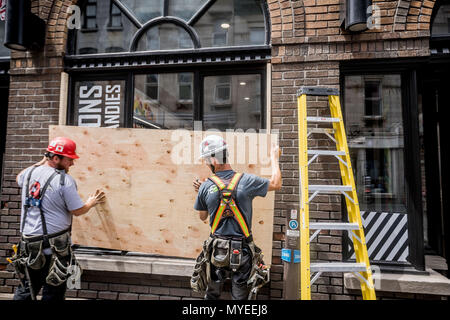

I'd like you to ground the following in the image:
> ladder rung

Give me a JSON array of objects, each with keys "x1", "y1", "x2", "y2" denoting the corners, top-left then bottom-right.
[
  {"x1": 310, "y1": 262, "x2": 367, "y2": 273},
  {"x1": 309, "y1": 222, "x2": 359, "y2": 230},
  {"x1": 307, "y1": 128, "x2": 335, "y2": 134},
  {"x1": 308, "y1": 150, "x2": 346, "y2": 156},
  {"x1": 306, "y1": 117, "x2": 340, "y2": 123},
  {"x1": 309, "y1": 185, "x2": 352, "y2": 192}
]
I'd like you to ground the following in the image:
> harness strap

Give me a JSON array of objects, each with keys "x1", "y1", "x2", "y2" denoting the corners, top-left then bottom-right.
[
  {"x1": 38, "y1": 171, "x2": 59, "y2": 240},
  {"x1": 21, "y1": 166, "x2": 38, "y2": 233},
  {"x1": 209, "y1": 173, "x2": 250, "y2": 238}
]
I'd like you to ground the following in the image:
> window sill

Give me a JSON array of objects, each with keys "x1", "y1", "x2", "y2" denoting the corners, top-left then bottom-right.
[
  {"x1": 75, "y1": 253, "x2": 196, "y2": 277},
  {"x1": 344, "y1": 268, "x2": 450, "y2": 296}
]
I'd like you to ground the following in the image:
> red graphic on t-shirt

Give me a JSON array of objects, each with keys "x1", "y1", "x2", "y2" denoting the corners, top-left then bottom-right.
[{"x1": 30, "y1": 182, "x2": 41, "y2": 199}]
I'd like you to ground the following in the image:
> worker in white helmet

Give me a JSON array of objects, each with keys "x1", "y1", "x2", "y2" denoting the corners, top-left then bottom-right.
[{"x1": 191, "y1": 135, "x2": 281, "y2": 300}]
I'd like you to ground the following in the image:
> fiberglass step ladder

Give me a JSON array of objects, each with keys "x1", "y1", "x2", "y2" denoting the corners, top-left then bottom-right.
[{"x1": 297, "y1": 86, "x2": 376, "y2": 300}]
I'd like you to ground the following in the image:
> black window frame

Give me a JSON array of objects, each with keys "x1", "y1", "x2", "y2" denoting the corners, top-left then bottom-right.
[
  {"x1": 340, "y1": 58, "x2": 426, "y2": 272},
  {"x1": 67, "y1": 64, "x2": 267, "y2": 131}
]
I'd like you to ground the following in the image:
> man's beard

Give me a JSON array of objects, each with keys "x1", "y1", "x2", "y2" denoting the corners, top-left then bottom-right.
[{"x1": 56, "y1": 164, "x2": 69, "y2": 173}]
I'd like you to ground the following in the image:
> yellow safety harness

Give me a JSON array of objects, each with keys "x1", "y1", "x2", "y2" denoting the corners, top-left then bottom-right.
[{"x1": 209, "y1": 173, "x2": 251, "y2": 238}]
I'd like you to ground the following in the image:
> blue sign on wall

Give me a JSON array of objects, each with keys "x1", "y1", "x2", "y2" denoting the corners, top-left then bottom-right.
[
  {"x1": 293, "y1": 250, "x2": 300, "y2": 263},
  {"x1": 281, "y1": 249, "x2": 291, "y2": 262},
  {"x1": 289, "y1": 220, "x2": 298, "y2": 230}
]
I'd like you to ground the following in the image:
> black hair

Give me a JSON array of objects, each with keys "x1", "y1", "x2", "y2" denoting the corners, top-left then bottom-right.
[{"x1": 210, "y1": 150, "x2": 228, "y2": 164}]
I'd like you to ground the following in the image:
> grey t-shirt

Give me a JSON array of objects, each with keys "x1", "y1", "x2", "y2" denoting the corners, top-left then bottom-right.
[
  {"x1": 18, "y1": 165, "x2": 84, "y2": 237},
  {"x1": 194, "y1": 170, "x2": 269, "y2": 237}
]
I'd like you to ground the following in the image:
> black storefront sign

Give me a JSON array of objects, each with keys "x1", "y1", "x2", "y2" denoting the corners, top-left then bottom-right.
[{"x1": 73, "y1": 79, "x2": 126, "y2": 128}]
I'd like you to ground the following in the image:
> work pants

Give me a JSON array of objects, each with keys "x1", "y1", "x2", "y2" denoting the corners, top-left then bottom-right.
[
  {"x1": 205, "y1": 247, "x2": 252, "y2": 300},
  {"x1": 13, "y1": 254, "x2": 67, "y2": 301}
]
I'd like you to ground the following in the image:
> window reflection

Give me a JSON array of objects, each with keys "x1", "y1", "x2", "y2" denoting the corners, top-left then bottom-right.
[
  {"x1": 134, "y1": 73, "x2": 193, "y2": 129},
  {"x1": 194, "y1": 0, "x2": 265, "y2": 47},
  {"x1": 136, "y1": 24, "x2": 194, "y2": 51},
  {"x1": 120, "y1": 0, "x2": 164, "y2": 23},
  {"x1": 77, "y1": 0, "x2": 138, "y2": 54},
  {"x1": 345, "y1": 75, "x2": 406, "y2": 213},
  {"x1": 432, "y1": 4, "x2": 450, "y2": 36},
  {"x1": 0, "y1": 20, "x2": 9, "y2": 56},
  {"x1": 203, "y1": 74, "x2": 261, "y2": 131},
  {"x1": 168, "y1": 0, "x2": 208, "y2": 22}
]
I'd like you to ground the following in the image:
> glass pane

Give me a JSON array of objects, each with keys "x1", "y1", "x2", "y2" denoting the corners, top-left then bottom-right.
[
  {"x1": 432, "y1": 4, "x2": 450, "y2": 36},
  {"x1": 136, "y1": 24, "x2": 194, "y2": 51},
  {"x1": 76, "y1": 0, "x2": 137, "y2": 54},
  {"x1": 73, "y1": 80, "x2": 126, "y2": 127},
  {"x1": 168, "y1": 0, "x2": 208, "y2": 21},
  {"x1": 120, "y1": 0, "x2": 163, "y2": 23},
  {"x1": 203, "y1": 74, "x2": 261, "y2": 131},
  {"x1": 345, "y1": 75, "x2": 406, "y2": 213},
  {"x1": 134, "y1": 73, "x2": 193, "y2": 129},
  {"x1": 194, "y1": 0, "x2": 265, "y2": 48},
  {"x1": 0, "y1": 20, "x2": 11, "y2": 57}
]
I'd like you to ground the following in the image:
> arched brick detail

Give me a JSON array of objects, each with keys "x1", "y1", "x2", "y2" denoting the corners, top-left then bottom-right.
[
  {"x1": 415, "y1": 0, "x2": 437, "y2": 31},
  {"x1": 394, "y1": 0, "x2": 412, "y2": 31},
  {"x1": 267, "y1": 0, "x2": 305, "y2": 45},
  {"x1": 394, "y1": 0, "x2": 438, "y2": 32}
]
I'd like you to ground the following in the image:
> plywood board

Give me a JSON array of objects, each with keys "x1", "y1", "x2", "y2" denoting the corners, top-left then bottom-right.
[{"x1": 50, "y1": 125, "x2": 277, "y2": 265}]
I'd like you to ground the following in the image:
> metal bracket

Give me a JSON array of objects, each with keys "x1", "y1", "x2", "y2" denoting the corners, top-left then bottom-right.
[{"x1": 297, "y1": 86, "x2": 340, "y2": 97}]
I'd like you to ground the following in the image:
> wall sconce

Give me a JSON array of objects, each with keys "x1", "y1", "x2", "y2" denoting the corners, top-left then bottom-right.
[
  {"x1": 341, "y1": 0, "x2": 372, "y2": 33},
  {"x1": 3, "y1": 0, "x2": 46, "y2": 51}
]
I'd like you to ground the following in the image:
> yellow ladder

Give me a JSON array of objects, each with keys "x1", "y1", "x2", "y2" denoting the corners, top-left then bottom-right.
[{"x1": 297, "y1": 86, "x2": 376, "y2": 300}]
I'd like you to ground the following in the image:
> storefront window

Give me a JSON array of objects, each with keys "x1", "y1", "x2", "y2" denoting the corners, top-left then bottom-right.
[
  {"x1": 345, "y1": 75, "x2": 406, "y2": 213},
  {"x1": 133, "y1": 73, "x2": 194, "y2": 129},
  {"x1": 203, "y1": 74, "x2": 261, "y2": 131},
  {"x1": 68, "y1": 0, "x2": 269, "y2": 132}
]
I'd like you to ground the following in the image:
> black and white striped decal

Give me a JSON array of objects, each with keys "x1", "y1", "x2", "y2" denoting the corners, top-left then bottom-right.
[{"x1": 347, "y1": 212, "x2": 409, "y2": 262}]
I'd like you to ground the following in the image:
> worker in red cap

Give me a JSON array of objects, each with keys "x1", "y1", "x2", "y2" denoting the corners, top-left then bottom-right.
[{"x1": 9, "y1": 137, "x2": 105, "y2": 300}]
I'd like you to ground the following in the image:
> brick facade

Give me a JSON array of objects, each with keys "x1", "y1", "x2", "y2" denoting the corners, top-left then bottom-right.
[{"x1": 0, "y1": 0, "x2": 445, "y2": 300}]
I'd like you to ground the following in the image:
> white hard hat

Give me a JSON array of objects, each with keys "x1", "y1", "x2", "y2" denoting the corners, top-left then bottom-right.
[{"x1": 199, "y1": 135, "x2": 228, "y2": 159}]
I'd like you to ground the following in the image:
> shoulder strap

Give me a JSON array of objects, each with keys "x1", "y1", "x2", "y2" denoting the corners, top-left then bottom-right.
[
  {"x1": 208, "y1": 174, "x2": 227, "y2": 190},
  {"x1": 38, "y1": 171, "x2": 59, "y2": 238},
  {"x1": 21, "y1": 166, "x2": 39, "y2": 233}
]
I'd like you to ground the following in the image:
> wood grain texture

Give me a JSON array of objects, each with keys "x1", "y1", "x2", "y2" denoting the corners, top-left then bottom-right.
[{"x1": 50, "y1": 125, "x2": 277, "y2": 265}]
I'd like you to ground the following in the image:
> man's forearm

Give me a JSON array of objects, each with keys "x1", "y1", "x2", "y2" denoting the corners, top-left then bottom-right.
[
  {"x1": 70, "y1": 203, "x2": 94, "y2": 216},
  {"x1": 269, "y1": 158, "x2": 282, "y2": 191}
]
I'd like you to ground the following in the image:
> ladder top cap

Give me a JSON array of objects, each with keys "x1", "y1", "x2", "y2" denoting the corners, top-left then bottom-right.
[{"x1": 297, "y1": 86, "x2": 340, "y2": 97}]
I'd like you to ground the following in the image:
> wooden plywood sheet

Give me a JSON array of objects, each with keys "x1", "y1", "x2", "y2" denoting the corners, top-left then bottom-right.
[{"x1": 49, "y1": 125, "x2": 277, "y2": 265}]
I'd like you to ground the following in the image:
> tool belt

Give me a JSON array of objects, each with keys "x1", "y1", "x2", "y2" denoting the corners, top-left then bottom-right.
[
  {"x1": 190, "y1": 234, "x2": 270, "y2": 297},
  {"x1": 9, "y1": 229, "x2": 81, "y2": 287},
  {"x1": 190, "y1": 236, "x2": 214, "y2": 294}
]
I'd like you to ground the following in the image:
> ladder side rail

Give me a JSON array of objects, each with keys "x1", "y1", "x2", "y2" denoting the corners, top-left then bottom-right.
[
  {"x1": 298, "y1": 93, "x2": 312, "y2": 300},
  {"x1": 328, "y1": 95, "x2": 376, "y2": 300}
]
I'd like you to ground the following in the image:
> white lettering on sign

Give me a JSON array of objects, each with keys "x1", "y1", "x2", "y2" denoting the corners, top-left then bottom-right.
[{"x1": 77, "y1": 83, "x2": 123, "y2": 128}]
